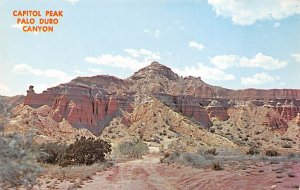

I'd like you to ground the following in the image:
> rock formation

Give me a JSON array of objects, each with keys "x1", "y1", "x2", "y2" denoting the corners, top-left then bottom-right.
[
  {"x1": 296, "y1": 113, "x2": 300, "y2": 127},
  {"x1": 0, "y1": 95, "x2": 24, "y2": 129},
  {"x1": 22, "y1": 62, "x2": 300, "y2": 134},
  {"x1": 101, "y1": 98, "x2": 237, "y2": 150},
  {"x1": 24, "y1": 84, "x2": 133, "y2": 134},
  {"x1": 206, "y1": 100, "x2": 229, "y2": 121},
  {"x1": 4, "y1": 104, "x2": 94, "y2": 143}
]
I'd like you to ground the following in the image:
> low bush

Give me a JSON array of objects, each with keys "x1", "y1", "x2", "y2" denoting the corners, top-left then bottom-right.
[
  {"x1": 161, "y1": 151, "x2": 224, "y2": 170},
  {"x1": 210, "y1": 159, "x2": 224, "y2": 171},
  {"x1": 204, "y1": 148, "x2": 217, "y2": 155},
  {"x1": 246, "y1": 147, "x2": 260, "y2": 155},
  {"x1": 265, "y1": 149, "x2": 280, "y2": 157},
  {"x1": 38, "y1": 142, "x2": 67, "y2": 164},
  {"x1": 197, "y1": 147, "x2": 218, "y2": 158},
  {"x1": 49, "y1": 162, "x2": 113, "y2": 181},
  {"x1": 182, "y1": 153, "x2": 209, "y2": 167},
  {"x1": 59, "y1": 137, "x2": 111, "y2": 167},
  {"x1": 0, "y1": 133, "x2": 42, "y2": 189},
  {"x1": 118, "y1": 140, "x2": 149, "y2": 158}
]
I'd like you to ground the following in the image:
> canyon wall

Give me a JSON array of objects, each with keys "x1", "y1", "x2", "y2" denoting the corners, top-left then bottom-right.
[{"x1": 23, "y1": 62, "x2": 300, "y2": 134}]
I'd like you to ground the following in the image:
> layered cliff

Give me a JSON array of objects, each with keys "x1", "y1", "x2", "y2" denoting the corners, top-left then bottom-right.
[{"x1": 23, "y1": 62, "x2": 300, "y2": 134}]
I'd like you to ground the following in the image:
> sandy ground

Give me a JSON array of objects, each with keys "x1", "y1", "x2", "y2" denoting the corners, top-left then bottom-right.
[
  {"x1": 28, "y1": 155, "x2": 300, "y2": 190},
  {"x1": 80, "y1": 156, "x2": 300, "y2": 190}
]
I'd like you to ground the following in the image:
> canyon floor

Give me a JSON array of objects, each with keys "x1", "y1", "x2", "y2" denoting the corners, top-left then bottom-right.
[{"x1": 33, "y1": 154, "x2": 300, "y2": 190}]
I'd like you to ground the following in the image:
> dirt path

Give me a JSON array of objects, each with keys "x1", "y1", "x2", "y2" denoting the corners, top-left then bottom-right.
[
  {"x1": 80, "y1": 156, "x2": 300, "y2": 190},
  {"x1": 81, "y1": 156, "x2": 177, "y2": 190}
]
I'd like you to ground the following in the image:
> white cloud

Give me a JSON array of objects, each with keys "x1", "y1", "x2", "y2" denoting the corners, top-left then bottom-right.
[
  {"x1": 210, "y1": 53, "x2": 287, "y2": 70},
  {"x1": 189, "y1": 41, "x2": 205, "y2": 50},
  {"x1": 239, "y1": 53, "x2": 287, "y2": 70},
  {"x1": 13, "y1": 64, "x2": 72, "y2": 82},
  {"x1": 13, "y1": 64, "x2": 43, "y2": 75},
  {"x1": 144, "y1": 29, "x2": 160, "y2": 38},
  {"x1": 0, "y1": 83, "x2": 10, "y2": 95},
  {"x1": 208, "y1": 0, "x2": 300, "y2": 25},
  {"x1": 11, "y1": 24, "x2": 24, "y2": 30},
  {"x1": 85, "y1": 55, "x2": 147, "y2": 71},
  {"x1": 65, "y1": 0, "x2": 79, "y2": 4},
  {"x1": 273, "y1": 22, "x2": 281, "y2": 28},
  {"x1": 173, "y1": 63, "x2": 235, "y2": 81},
  {"x1": 291, "y1": 53, "x2": 300, "y2": 62},
  {"x1": 210, "y1": 55, "x2": 239, "y2": 69},
  {"x1": 241, "y1": 72, "x2": 276, "y2": 85},
  {"x1": 85, "y1": 48, "x2": 160, "y2": 70}
]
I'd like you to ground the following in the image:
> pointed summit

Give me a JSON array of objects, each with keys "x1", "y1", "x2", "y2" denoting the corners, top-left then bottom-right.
[
  {"x1": 149, "y1": 61, "x2": 167, "y2": 68},
  {"x1": 130, "y1": 61, "x2": 179, "y2": 80}
]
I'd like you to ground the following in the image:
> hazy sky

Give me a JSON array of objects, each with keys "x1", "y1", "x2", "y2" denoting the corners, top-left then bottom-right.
[{"x1": 1, "y1": 0, "x2": 300, "y2": 96}]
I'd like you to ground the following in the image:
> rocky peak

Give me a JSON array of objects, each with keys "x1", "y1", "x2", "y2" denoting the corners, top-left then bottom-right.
[
  {"x1": 129, "y1": 61, "x2": 179, "y2": 81},
  {"x1": 21, "y1": 61, "x2": 300, "y2": 135},
  {"x1": 71, "y1": 75, "x2": 125, "y2": 87}
]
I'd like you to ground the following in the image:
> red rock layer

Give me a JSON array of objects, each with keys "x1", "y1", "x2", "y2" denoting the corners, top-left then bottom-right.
[
  {"x1": 22, "y1": 62, "x2": 300, "y2": 133},
  {"x1": 206, "y1": 106, "x2": 229, "y2": 121},
  {"x1": 24, "y1": 84, "x2": 133, "y2": 134},
  {"x1": 276, "y1": 105, "x2": 300, "y2": 122},
  {"x1": 214, "y1": 88, "x2": 300, "y2": 100},
  {"x1": 296, "y1": 113, "x2": 300, "y2": 127},
  {"x1": 261, "y1": 110, "x2": 288, "y2": 133}
]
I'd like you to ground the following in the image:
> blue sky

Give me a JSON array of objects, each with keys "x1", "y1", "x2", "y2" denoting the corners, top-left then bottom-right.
[{"x1": 0, "y1": 0, "x2": 300, "y2": 96}]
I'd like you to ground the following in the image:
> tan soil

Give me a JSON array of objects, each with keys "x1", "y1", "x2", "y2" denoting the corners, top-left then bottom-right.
[{"x1": 80, "y1": 156, "x2": 300, "y2": 190}]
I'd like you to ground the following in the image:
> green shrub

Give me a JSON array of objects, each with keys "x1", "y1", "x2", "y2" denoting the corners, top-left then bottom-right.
[
  {"x1": 181, "y1": 153, "x2": 208, "y2": 167},
  {"x1": 38, "y1": 142, "x2": 67, "y2": 164},
  {"x1": 0, "y1": 133, "x2": 42, "y2": 188},
  {"x1": 60, "y1": 137, "x2": 111, "y2": 167},
  {"x1": 246, "y1": 147, "x2": 260, "y2": 155},
  {"x1": 205, "y1": 148, "x2": 217, "y2": 155},
  {"x1": 265, "y1": 149, "x2": 280, "y2": 157},
  {"x1": 118, "y1": 140, "x2": 149, "y2": 158},
  {"x1": 161, "y1": 151, "x2": 223, "y2": 170},
  {"x1": 198, "y1": 147, "x2": 218, "y2": 156},
  {"x1": 210, "y1": 159, "x2": 224, "y2": 171}
]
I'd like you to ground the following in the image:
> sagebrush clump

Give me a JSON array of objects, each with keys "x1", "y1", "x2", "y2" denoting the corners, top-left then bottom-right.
[
  {"x1": 265, "y1": 149, "x2": 280, "y2": 157},
  {"x1": 38, "y1": 142, "x2": 67, "y2": 164},
  {"x1": 210, "y1": 159, "x2": 224, "y2": 171},
  {"x1": 161, "y1": 150, "x2": 223, "y2": 170},
  {"x1": 118, "y1": 140, "x2": 149, "y2": 158},
  {"x1": 246, "y1": 147, "x2": 260, "y2": 155},
  {"x1": 0, "y1": 133, "x2": 42, "y2": 189}
]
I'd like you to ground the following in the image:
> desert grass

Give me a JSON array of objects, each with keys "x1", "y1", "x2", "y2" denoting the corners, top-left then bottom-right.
[
  {"x1": 161, "y1": 147, "x2": 300, "y2": 171},
  {"x1": 48, "y1": 161, "x2": 113, "y2": 182}
]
